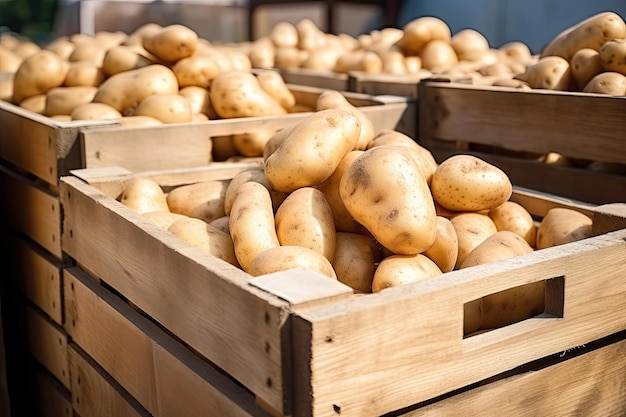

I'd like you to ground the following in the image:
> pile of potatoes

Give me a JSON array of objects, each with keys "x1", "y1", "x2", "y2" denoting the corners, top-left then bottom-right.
[
  {"x1": 0, "y1": 24, "x2": 305, "y2": 132},
  {"x1": 515, "y1": 11, "x2": 626, "y2": 95},
  {"x1": 119, "y1": 104, "x2": 594, "y2": 334},
  {"x1": 250, "y1": 16, "x2": 536, "y2": 87}
]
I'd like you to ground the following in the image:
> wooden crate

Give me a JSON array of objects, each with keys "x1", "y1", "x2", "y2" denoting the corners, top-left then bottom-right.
[
  {"x1": 59, "y1": 163, "x2": 626, "y2": 417},
  {"x1": 418, "y1": 80, "x2": 626, "y2": 205},
  {"x1": 0, "y1": 84, "x2": 415, "y2": 188},
  {"x1": 279, "y1": 68, "x2": 350, "y2": 92}
]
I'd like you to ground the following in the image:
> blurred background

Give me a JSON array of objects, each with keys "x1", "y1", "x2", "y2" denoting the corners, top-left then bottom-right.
[{"x1": 2, "y1": 0, "x2": 626, "y2": 54}]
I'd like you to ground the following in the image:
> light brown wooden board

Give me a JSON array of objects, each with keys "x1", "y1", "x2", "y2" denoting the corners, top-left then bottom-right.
[
  {"x1": 64, "y1": 266, "x2": 272, "y2": 417},
  {"x1": 69, "y1": 343, "x2": 151, "y2": 417},
  {"x1": 291, "y1": 228, "x2": 626, "y2": 416},
  {"x1": 280, "y1": 68, "x2": 349, "y2": 92},
  {"x1": 0, "y1": 162, "x2": 62, "y2": 258},
  {"x1": 402, "y1": 334, "x2": 626, "y2": 417}
]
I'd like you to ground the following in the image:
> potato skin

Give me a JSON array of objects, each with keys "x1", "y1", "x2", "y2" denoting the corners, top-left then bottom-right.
[
  {"x1": 166, "y1": 180, "x2": 229, "y2": 223},
  {"x1": 44, "y1": 86, "x2": 99, "y2": 117},
  {"x1": 133, "y1": 93, "x2": 192, "y2": 124},
  {"x1": 332, "y1": 232, "x2": 382, "y2": 293},
  {"x1": 248, "y1": 245, "x2": 337, "y2": 279},
  {"x1": 423, "y1": 216, "x2": 458, "y2": 273},
  {"x1": 71, "y1": 102, "x2": 122, "y2": 121},
  {"x1": 583, "y1": 71, "x2": 626, "y2": 95},
  {"x1": 229, "y1": 181, "x2": 280, "y2": 272},
  {"x1": 12, "y1": 50, "x2": 69, "y2": 103},
  {"x1": 514, "y1": 56, "x2": 572, "y2": 90},
  {"x1": 536, "y1": 208, "x2": 592, "y2": 249},
  {"x1": 488, "y1": 201, "x2": 537, "y2": 247},
  {"x1": 396, "y1": 16, "x2": 451, "y2": 56},
  {"x1": 460, "y1": 230, "x2": 534, "y2": 269},
  {"x1": 167, "y1": 217, "x2": 239, "y2": 267},
  {"x1": 431, "y1": 155, "x2": 512, "y2": 212},
  {"x1": 339, "y1": 146, "x2": 437, "y2": 255},
  {"x1": 142, "y1": 24, "x2": 198, "y2": 63},
  {"x1": 571, "y1": 48, "x2": 603, "y2": 90},
  {"x1": 450, "y1": 213, "x2": 498, "y2": 269},
  {"x1": 120, "y1": 178, "x2": 169, "y2": 214},
  {"x1": 599, "y1": 38, "x2": 626, "y2": 75},
  {"x1": 371, "y1": 254, "x2": 442, "y2": 293}
]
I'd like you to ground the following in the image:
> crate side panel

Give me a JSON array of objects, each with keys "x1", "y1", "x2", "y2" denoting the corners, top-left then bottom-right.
[
  {"x1": 60, "y1": 175, "x2": 290, "y2": 413},
  {"x1": 25, "y1": 304, "x2": 70, "y2": 390},
  {"x1": 68, "y1": 344, "x2": 151, "y2": 417},
  {"x1": 293, "y1": 229, "x2": 626, "y2": 416},
  {"x1": 35, "y1": 367, "x2": 72, "y2": 417},
  {"x1": 280, "y1": 69, "x2": 349, "y2": 91},
  {"x1": 404, "y1": 335, "x2": 626, "y2": 417},
  {"x1": 0, "y1": 164, "x2": 62, "y2": 258}
]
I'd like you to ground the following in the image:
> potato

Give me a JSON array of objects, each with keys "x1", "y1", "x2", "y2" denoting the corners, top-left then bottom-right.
[
  {"x1": 70, "y1": 102, "x2": 122, "y2": 121},
  {"x1": 142, "y1": 24, "x2": 198, "y2": 63},
  {"x1": 101, "y1": 45, "x2": 153, "y2": 76},
  {"x1": 315, "y1": 150, "x2": 365, "y2": 233},
  {"x1": 133, "y1": 93, "x2": 192, "y2": 123},
  {"x1": 19, "y1": 94, "x2": 46, "y2": 114},
  {"x1": 208, "y1": 216, "x2": 230, "y2": 234},
  {"x1": 541, "y1": 12, "x2": 626, "y2": 60},
  {"x1": 583, "y1": 71, "x2": 626, "y2": 95},
  {"x1": 489, "y1": 201, "x2": 537, "y2": 247},
  {"x1": 0, "y1": 75, "x2": 13, "y2": 101},
  {"x1": 12, "y1": 40, "x2": 40, "y2": 58},
  {"x1": 231, "y1": 128, "x2": 275, "y2": 157},
  {"x1": 264, "y1": 109, "x2": 361, "y2": 192},
  {"x1": 397, "y1": 16, "x2": 451, "y2": 56},
  {"x1": 270, "y1": 21, "x2": 299, "y2": 48},
  {"x1": 451, "y1": 212, "x2": 498, "y2": 269},
  {"x1": 340, "y1": 146, "x2": 437, "y2": 255},
  {"x1": 223, "y1": 166, "x2": 287, "y2": 215},
  {"x1": 371, "y1": 253, "x2": 443, "y2": 293},
  {"x1": 117, "y1": 115, "x2": 163, "y2": 128},
  {"x1": 275, "y1": 187, "x2": 336, "y2": 262},
  {"x1": 64, "y1": 61, "x2": 106, "y2": 87},
  {"x1": 274, "y1": 45, "x2": 304, "y2": 69},
  {"x1": 302, "y1": 46, "x2": 345, "y2": 71},
  {"x1": 420, "y1": 39, "x2": 459, "y2": 71},
  {"x1": 249, "y1": 37, "x2": 276, "y2": 69},
  {"x1": 142, "y1": 210, "x2": 187, "y2": 229},
  {"x1": 166, "y1": 179, "x2": 228, "y2": 223},
  {"x1": 167, "y1": 217, "x2": 239, "y2": 267},
  {"x1": 460, "y1": 230, "x2": 534, "y2": 269},
  {"x1": 256, "y1": 69, "x2": 296, "y2": 110},
  {"x1": 570, "y1": 48, "x2": 603, "y2": 90},
  {"x1": 120, "y1": 177, "x2": 169, "y2": 214},
  {"x1": 68, "y1": 42, "x2": 106, "y2": 66},
  {"x1": 43, "y1": 86, "x2": 99, "y2": 117},
  {"x1": 451, "y1": 29, "x2": 490, "y2": 62},
  {"x1": 209, "y1": 71, "x2": 286, "y2": 118},
  {"x1": 229, "y1": 181, "x2": 280, "y2": 272},
  {"x1": 536, "y1": 208, "x2": 593, "y2": 249},
  {"x1": 94, "y1": 30, "x2": 128, "y2": 49},
  {"x1": 431, "y1": 155, "x2": 512, "y2": 212},
  {"x1": 172, "y1": 53, "x2": 223, "y2": 88},
  {"x1": 498, "y1": 41, "x2": 532, "y2": 62},
  {"x1": 178, "y1": 85, "x2": 214, "y2": 118},
  {"x1": 423, "y1": 216, "x2": 458, "y2": 273},
  {"x1": 599, "y1": 38, "x2": 626, "y2": 75},
  {"x1": 296, "y1": 18, "x2": 325, "y2": 51},
  {"x1": 12, "y1": 50, "x2": 70, "y2": 103},
  {"x1": 44, "y1": 37, "x2": 75, "y2": 60},
  {"x1": 514, "y1": 56, "x2": 571, "y2": 90},
  {"x1": 380, "y1": 51, "x2": 408, "y2": 74},
  {"x1": 0, "y1": 45, "x2": 23, "y2": 72},
  {"x1": 248, "y1": 245, "x2": 337, "y2": 279},
  {"x1": 332, "y1": 232, "x2": 382, "y2": 293}
]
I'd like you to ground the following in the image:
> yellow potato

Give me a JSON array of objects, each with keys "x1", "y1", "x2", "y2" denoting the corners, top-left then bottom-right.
[
  {"x1": 44, "y1": 86, "x2": 99, "y2": 117},
  {"x1": 142, "y1": 210, "x2": 187, "y2": 230},
  {"x1": 64, "y1": 61, "x2": 106, "y2": 87},
  {"x1": 275, "y1": 187, "x2": 337, "y2": 262},
  {"x1": 248, "y1": 245, "x2": 337, "y2": 279},
  {"x1": 420, "y1": 39, "x2": 459, "y2": 71},
  {"x1": 423, "y1": 216, "x2": 458, "y2": 273},
  {"x1": 133, "y1": 93, "x2": 192, "y2": 123},
  {"x1": 371, "y1": 253, "x2": 443, "y2": 293},
  {"x1": 541, "y1": 11, "x2": 626, "y2": 60},
  {"x1": 451, "y1": 29, "x2": 490, "y2": 62},
  {"x1": 223, "y1": 166, "x2": 287, "y2": 215},
  {"x1": 117, "y1": 115, "x2": 164, "y2": 128},
  {"x1": 12, "y1": 50, "x2": 70, "y2": 103},
  {"x1": 583, "y1": 71, "x2": 626, "y2": 95},
  {"x1": 332, "y1": 232, "x2": 382, "y2": 293},
  {"x1": 167, "y1": 217, "x2": 239, "y2": 267},
  {"x1": 229, "y1": 181, "x2": 280, "y2": 272},
  {"x1": 264, "y1": 109, "x2": 360, "y2": 192},
  {"x1": 0, "y1": 45, "x2": 23, "y2": 72},
  {"x1": 68, "y1": 42, "x2": 106, "y2": 66},
  {"x1": 19, "y1": 94, "x2": 46, "y2": 114},
  {"x1": 208, "y1": 215, "x2": 230, "y2": 234},
  {"x1": 232, "y1": 128, "x2": 278, "y2": 157},
  {"x1": 166, "y1": 179, "x2": 229, "y2": 223},
  {"x1": 120, "y1": 177, "x2": 169, "y2": 214},
  {"x1": 536, "y1": 208, "x2": 593, "y2": 249},
  {"x1": 101, "y1": 45, "x2": 153, "y2": 76},
  {"x1": 45, "y1": 38, "x2": 75, "y2": 60},
  {"x1": 450, "y1": 212, "x2": 498, "y2": 269},
  {"x1": 460, "y1": 230, "x2": 534, "y2": 269},
  {"x1": 70, "y1": 102, "x2": 122, "y2": 121},
  {"x1": 396, "y1": 16, "x2": 451, "y2": 56},
  {"x1": 498, "y1": 41, "x2": 533, "y2": 63},
  {"x1": 489, "y1": 201, "x2": 537, "y2": 247},
  {"x1": 339, "y1": 146, "x2": 437, "y2": 255},
  {"x1": 270, "y1": 21, "x2": 299, "y2": 48},
  {"x1": 256, "y1": 69, "x2": 296, "y2": 111},
  {"x1": 142, "y1": 24, "x2": 198, "y2": 63},
  {"x1": 599, "y1": 38, "x2": 626, "y2": 75},
  {"x1": 93, "y1": 64, "x2": 179, "y2": 115},
  {"x1": 171, "y1": 53, "x2": 223, "y2": 88},
  {"x1": 571, "y1": 48, "x2": 603, "y2": 90},
  {"x1": 514, "y1": 56, "x2": 571, "y2": 90},
  {"x1": 430, "y1": 155, "x2": 512, "y2": 212}
]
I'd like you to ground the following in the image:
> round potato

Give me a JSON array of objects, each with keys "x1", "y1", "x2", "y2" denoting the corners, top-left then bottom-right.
[
  {"x1": 166, "y1": 179, "x2": 229, "y2": 223},
  {"x1": 270, "y1": 21, "x2": 299, "y2": 48},
  {"x1": 371, "y1": 253, "x2": 443, "y2": 293},
  {"x1": 599, "y1": 38, "x2": 626, "y2": 74},
  {"x1": 178, "y1": 85, "x2": 215, "y2": 118},
  {"x1": 142, "y1": 24, "x2": 198, "y2": 63},
  {"x1": 583, "y1": 71, "x2": 626, "y2": 95},
  {"x1": 451, "y1": 29, "x2": 490, "y2": 62},
  {"x1": 275, "y1": 187, "x2": 337, "y2": 262},
  {"x1": 44, "y1": 86, "x2": 99, "y2": 117},
  {"x1": 571, "y1": 48, "x2": 603, "y2": 90},
  {"x1": 101, "y1": 45, "x2": 153, "y2": 76},
  {"x1": 172, "y1": 53, "x2": 223, "y2": 88},
  {"x1": 168, "y1": 217, "x2": 239, "y2": 267},
  {"x1": 264, "y1": 109, "x2": 361, "y2": 192},
  {"x1": 536, "y1": 208, "x2": 593, "y2": 249},
  {"x1": 120, "y1": 177, "x2": 169, "y2": 214},
  {"x1": 420, "y1": 39, "x2": 459, "y2": 71},
  {"x1": 340, "y1": 146, "x2": 437, "y2": 255},
  {"x1": 12, "y1": 50, "x2": 70, "y2": 103},
  {"x1": 431, "y1": 155, "x2": 512, "y2": 212},
  {"x1": 397, "y1": 16, "x2": 451, "y2": 56},
  {"x1": 332, "y1": 232, "x2": 382, "y2": 293},
  {"x1": 248, "y1": 245, "x2": 337, "y2": 279},
  {"x1": 423, "y1": 216, "x2": 458, "y2": 273},
  {"x1": 133, "y1": 93, "x2": 192, "y2": 123},
  {"x1": 489, "y1": 201, "x2": 537, "y2": 247},
  {"x1": 451, "y1": 212, "x2": 498, "y2": 269},
  {"x1": 19, "y1": 94, "x2": 46, "y2": 114}
]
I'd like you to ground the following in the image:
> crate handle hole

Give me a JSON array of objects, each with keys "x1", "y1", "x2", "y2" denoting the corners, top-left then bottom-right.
[{"x1": 463, "y1": 276, "x2": 564, "y2": 338}]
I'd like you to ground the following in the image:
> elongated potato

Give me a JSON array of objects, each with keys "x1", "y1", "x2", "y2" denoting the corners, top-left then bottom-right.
[
  {"x1": 101, "y1": 45, "x2": 153, "y2": 76},
  {"x1": 460, "y1": 230, "x2": 534, "y2": 269},
  {"x1": 340, "y1": 146, "x2": 437, "y2": 255},
  {"x1": 451, "y1": 212, "x2": 498, "y2": 269},
  {"x1": 315, "y1": 90, "x2": 375, "y2": 150},
  {"x1": 142, "y1": 24, "x2": 198, "y2": 63},
  {"x1": 541, "y1": 12, "x2": 626, "y2": 60},
  {"x1": 583, "y1": 71, "x2": 626, "y2": 95},
  {"x1": 514, "y1": 56, "x2": 571, "y2": 90},
  {"x1": 71, "y1": 102, "x2": 122, "y2": 121},
  {"x1": 229, "y1": 181, "x2": 280, "y2": 272},
  {"x1": 12, "y1": 50, "x2": 70, "y2": 103},
  {"x1": 371, "y1": 253, "x2": 442, "y2": 293},
  {"x1": 133, "y1": 93, "x2": 192, "y2": 123},
  {"x1": 44, "y1": 86, "x2": 98, "y2": 116},
  {"x1": 396, "y1": 16, "x2": 451, "y2": 56},
  {"x1": 536, "y1": 208, "x2": 592, "y2": 249},
  {"x1": 571, "y1": 48, "x2": 603, "y2": 90},
  {"x1": 264, "y1": 109, "x2": 361, "y2": 192},
  {"x1": 120, "y1": 178, "x2": 169, "y2": 214},
  {"x1": 223, "y1": 166, "x2": 287, "y2": 215},
  {"x1": 248, "y1": 246, "x2": 337, "y2": 279},
  {"x1": 168, "y1": 217, "x2": 239, "y2": 267},
  {"x1": 256, "y1": 69, "x2": 296, "y2": 110},
  {"x1": 166, "y1": 179, "x2": 229, "y2": 223},
  {"x1": 332, "y1": 232, "x2": 382, "y2": 293},
  {"x1": 423, "y1": 216, "x2": 458, "y2": 273},
  {"x1": 275, "y1": 187, "x2": 336, "y2": 262}
]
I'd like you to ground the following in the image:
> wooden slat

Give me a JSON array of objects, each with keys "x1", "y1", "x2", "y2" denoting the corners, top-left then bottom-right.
[
  {"x1": 280, "y1": 69, "x2": 350, "y2": 92},
  {"x1": 7, "y1": 233, "x2": 65, "y2": 325},
  {"x1": 68, "y1": 344, "x2": 151, "y2": 417},
  {"x1": 291, "y1": 228, "x2": 626, "y2": 416},
  {"x1": 64, "y1": 266, "x2": 272, "y2": 417},
  {"x1": 0, "y1": 162, "x2": 62, "y2": 258},
  {"x1": 402, "y1": 334, "x2": 626, "y2": 417},
  {"x1": 34, "y1": 367, "x2": 72, "y2": 417},
  {"x1": 24, "y1": 304, "x2": 70, "y2": 390}
]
